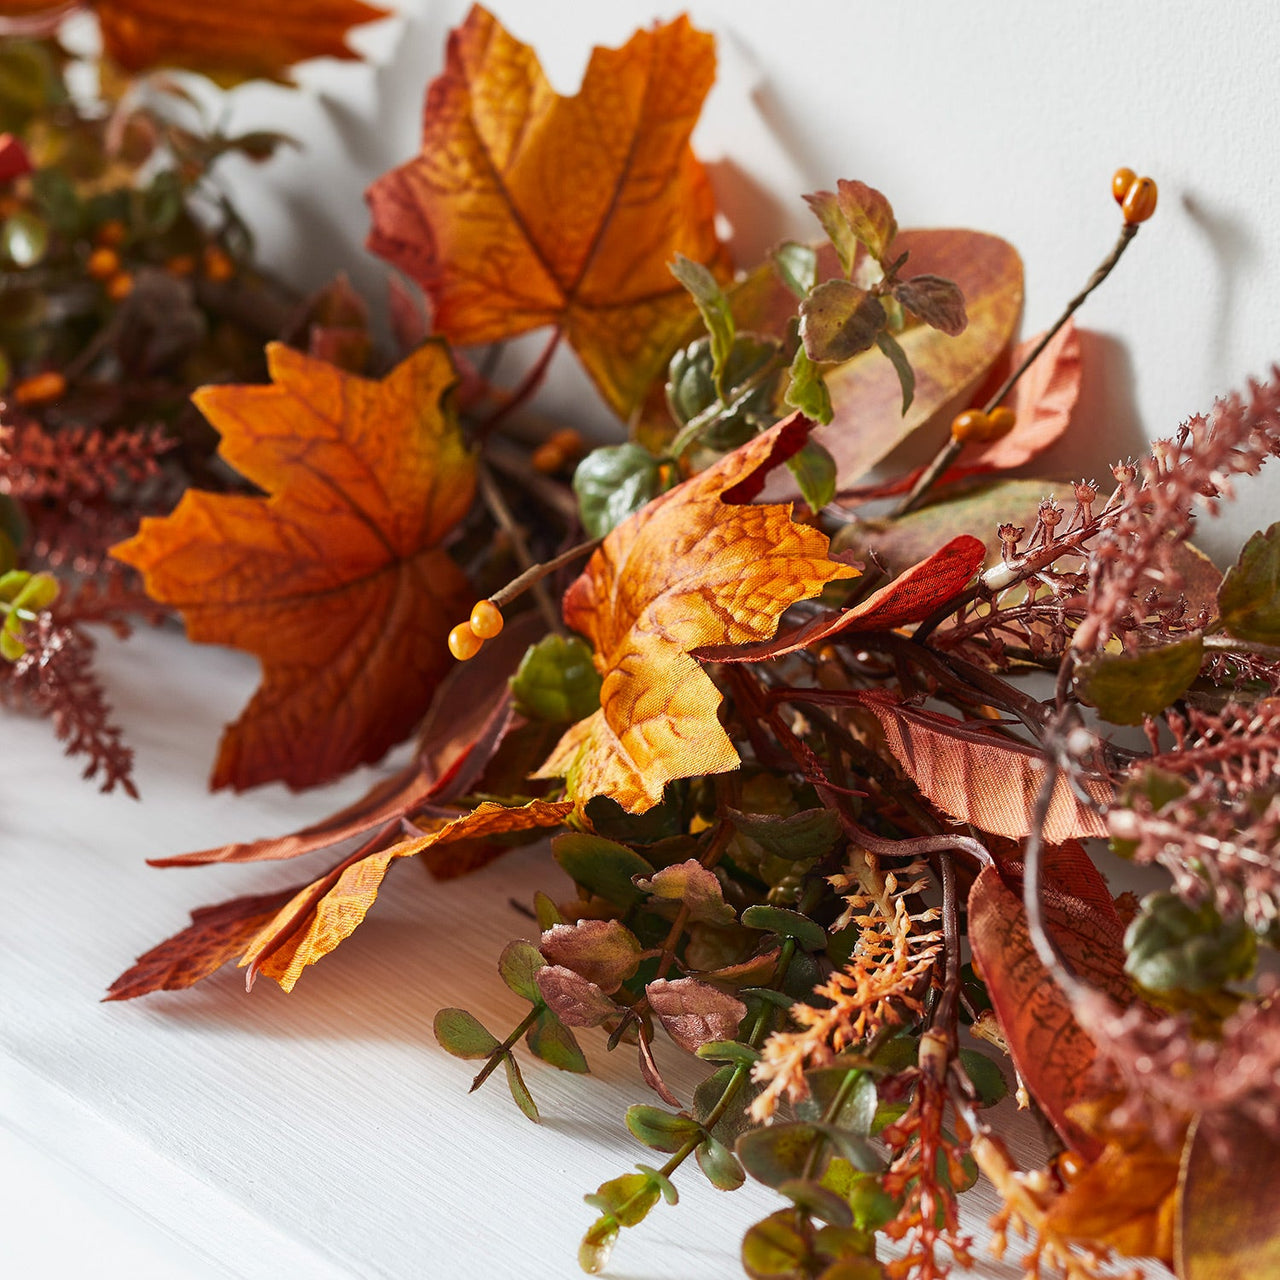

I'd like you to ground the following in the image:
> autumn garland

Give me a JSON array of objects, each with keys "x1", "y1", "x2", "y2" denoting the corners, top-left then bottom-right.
[{"x1": 4, "y1": 5, "x2": 1280, "y2": 1280}]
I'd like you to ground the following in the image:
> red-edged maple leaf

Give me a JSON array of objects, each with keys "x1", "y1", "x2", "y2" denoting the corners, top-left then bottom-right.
[
  {"x1": 113, "y1": 341, "x2": 475, "y2": 791},
  {"x1": 366, "y1": 5, "x2": 728, "y2": 419}
]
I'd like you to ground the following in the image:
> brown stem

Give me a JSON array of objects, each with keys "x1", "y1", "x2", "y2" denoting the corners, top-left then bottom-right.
[
  {"x1": 476, "y1": 329, "x2": 562, "y2": 439},
  {"x1": 894, "y1": 221, "x2": 1141, "y2": 518},
  {"x1": 488, "y1": 535, "x2": 600, "y2": 610},
  {"x1": 477, "y1": 463, "x2": 563, "y2": 634}
]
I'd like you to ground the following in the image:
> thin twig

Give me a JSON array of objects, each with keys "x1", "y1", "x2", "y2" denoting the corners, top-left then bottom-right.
[
  {"x1": 476, "y1": 329, "x2": 562, "y2": 439},
  {"x1": 488, "y1": 535, "x2": 600, "y2": 610},
  {"x1": 476, "y1": 463, "x2": 563, "y2": 634}
]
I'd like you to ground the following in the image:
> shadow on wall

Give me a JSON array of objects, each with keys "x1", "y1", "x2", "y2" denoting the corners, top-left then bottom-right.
[{"x1": 1182, "y1": 191, "x2": 1259, "y2": 372}]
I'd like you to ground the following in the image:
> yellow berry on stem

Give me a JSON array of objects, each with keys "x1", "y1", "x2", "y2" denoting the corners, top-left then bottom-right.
[
  {"x1": 950, "y1": 409, "x2": 991, "y2": 444},
  {"x1": 1111, "y1": 167, "x2": 1136, "y2": 204},
  {"x1": 987, "y1": 406, "x2": 1017, "y2": 439},
  {"x1": 448, "y1": 622, "x2": 484, "y2": 661},
  {"x1": 470, "y1": 599, "x2": 504, "y2": 639},
  {"x1": 1122, "y1": 176, "x2": 1158, "y2": 224}
]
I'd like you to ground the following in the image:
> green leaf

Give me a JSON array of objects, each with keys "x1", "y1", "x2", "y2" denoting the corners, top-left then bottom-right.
[
  {"x1": 1075, "y1": 634, "x2": 1204, "y2": 725},
  {"x1": 511, "y1": 634, "x2": 602, "y2": 723},
  {"x1": 498, "y1": 939, "x2": 545, "y2": 1002},
  {"x1": 773, "y1": 241, "x2": 818, "y2": 299},
  {"x1": 822, "y1": 1164, "x2": 899, "y2": 1232},
  {"x1": 742, "y1": 1208, "x2": 812, "y2": 1280},
  {"x1": 503, "y1": 1053, "x2": 539, "y2": 1122},
  {"x1": 1218, "y1": 521, "x2": 1280, "y2": 643},
  {"x1": 695, "y1": 1039, "x2": 762, "y2": 1067},
  {"x1": 670, "y1": 253, "x2": 735, "y2": 396},
  {"x1": 578, "y1": 1216, "x2": 618, "y2": 1275},
  {"x1": 527, "y1": 1007, "x2": 589, "y2": 1073},
  {"x1": 1, "y1": 210, "x2": 46, "y2": 268},
  {"x1": 804, "y1": 190, "x2": 860, "y2": 278},
  {"x1": 585, "y1": 1171, "x2": 660, "y2": 1227},
  {"x1": 729, "y1": 807, "x2": 842, "y2": 861},
  {"x1": 31, "y1": 169, "x2": 81, "y2": 237},
  {"x1": 737, "y1": 1122, "x2": 877, "y2": 1190},
  {"x1": 573, "y1": 443, "x2": 667, "y2": 539},
  {"x1": 666, "y1": 332, "x2": 779, "y2": 450},
  {"x1": 432, "y1": 1007, "x2": 499, "y2": 1059},
  {"x1": 552, "y1": 833, "x2": 654, "y2": 909},
  {"x1": 787, "y1": 439, "x2": 838, "y2": 513},
  {"x1": 741, "y1": 904, "x2": 828, "y2": 951},
  {"x1": 1124, "y1": 892, "x2": 1256, "y2": 993},
  {"x1": 534, "y1": 890, "x2": 564, "y2": 931},
  {"x1": 626, "y1": 1104, "x2": 704, "y2": 1153},
  {"x1": 875, "y1": 330, "x2": 915, "y2": 414},
  {"x1": 777, "y1": 1179, "x2": 854, "y2": 1227},
  {"x1": 958, "y1": 1048, "x2": 1008, "y2": 1107},
  {"x1": 800, "y1": 281, "x2": 886, "y2": 364},
  {"x1": 834, "y1": 180, "x2": 898, "y2": 267},
  {"x1": 797, "y1": 1069, "x2": 878, "y2": 1137},
  {"x1": 635, "y1": 1163, "x2": 679, "y2": 1206},
  {"x1": 784, "y1": 344, "x2": 834, "y2": 425},
  {"x1": 696, "y1": 1135, "x2": 745, "y2": 1190}
]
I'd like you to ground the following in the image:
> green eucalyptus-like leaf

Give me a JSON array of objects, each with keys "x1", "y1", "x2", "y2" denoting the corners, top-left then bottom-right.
[
  {"x1": 1075, "y1": 634, "x2": 1204, "y2": 725},
  {"x1": 635, "y1": 1163, "x2": 679, "y2": 1205},
  {"x1": 626, "y1": 1104, "x2": 704, "y2": 1153},
  {"x1": 737, "y1": 1122, "x2": 877, "y2": 1190},
  {"x1": 1124, "y1": 891, "x2": 1256, "y2": 993},
  {"x1": 875, "y1": 330, "x2": 915, "y2": 414},
  {"x1": 796, "y1": 1069, "x2": 878, "y2": 1137},
  {"x1": 432, "y1": 1007, "x2": 500, "y2": 1059},
  {"x1": 552, "y1": 832, "x2": 654, "y2": 909},
  {"x1": 585, "y1": 1171, "x2": 660, "y2": 1226},
  {"x1": 777, "y1": 1179, "x2": 854, "y2": 1227},
  {"x1": 822, "y1": 1163, "x2": 899, "y2": 1232},
  {"x1": 958, "y1": 1048, "x2": 1009, "y2": 1107},
  {"x1": 533, "y1": 889, "x2": 563, "y2": 931},
  {"x1": 578, "y1": 1216, "x2": 619, "y2": 1275},
  {"x1": 527, "y1": 1006, "x2": 589, "y2": 1073},
  {"x1": 800, "y1": 280, "x2": 886, "y2": 364},
  {"x1": 498, "y1": 939, "x2": 545, "y2": 1002},
  {"x1": 573, "y1": 443, "x2": 667, "y2": 539},
  {"x1": 784, "y1": 344, "x2": 833, "y2": 424},
  {"x1": 730, "y1": 807, "x2": 841, "y2": 861},
  {"x1": 670, "y1": 252, "x2": 735, "y2": 395},
  {"x1": 773, "y1": 241, "x2": 818, "y2": 299},
  {"x1": 741, "y1": 904, "x2": 828, "y2": 951},
  {"x1": 667, "y1": 332, "x2": 779, "y2": 450},
  {"x1": 695, "y1": 1039, "x2": 762, "y2": 1067},
  {"x1": 503, "y1": 1053, "x2": 539, "y2": 1122},
  {"x1": 1218, "y1": 521, "x2": 1280, "y2": 643},
  {"x1": 742, "y1": 1208, "x2": 813, "y2": 1280},
  {"x1": 511, "y1": 634, "x2": 602, "y2": 723},
  {"x1": 697, "y1": 1134, "x2": 746, "y2": 1190},
  {"x1": 787, "y1": 438, "x2": 838, "y2": 513}
]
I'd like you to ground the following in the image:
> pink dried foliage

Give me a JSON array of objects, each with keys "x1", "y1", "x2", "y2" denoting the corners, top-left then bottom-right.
[
  {"x1": 0, "y1": 418, "x2": 172, "y2": 502},
  {"x1": 0, "y1": 612, "x2": 136, "y2": 796}
]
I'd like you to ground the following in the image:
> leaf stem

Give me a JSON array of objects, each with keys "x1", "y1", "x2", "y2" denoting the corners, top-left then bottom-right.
[
  {"x1": 470, "y1": 1004, "x2": 541, "y2": 1093},
  {"x1": 894, "y1": 221, "x2": 1141, "y2": 518},
  {"x1": 477, "y1": 328, "x2": 562, "y2": 439}
]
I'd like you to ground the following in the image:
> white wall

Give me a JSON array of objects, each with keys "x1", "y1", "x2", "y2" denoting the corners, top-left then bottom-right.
[{"x1": 214, "y1": 0, "x2": 1280, "y2": 565}]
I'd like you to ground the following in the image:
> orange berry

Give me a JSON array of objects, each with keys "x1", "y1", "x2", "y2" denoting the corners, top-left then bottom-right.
[
  {"x1": 86, "y1": 247, "x2": 119, "y2": 280},
  {"x1": 1056, "y1": 1151, "x2": 1086, "y2": 1183},
  {"x1": 106, "y1": 272, "x2": 133, "y2": 302},
  {"x1": 547, "y1": 427, "x2": 585, "y2": 458},
  {"x1": 1111, "y1": 167, "x2": 1136, "y2": 205},
  {"x1": 202, "y1": 244, "x2": 234, "y2": 282},
  {"x1": 987, "y1": 406, "x2": 1017, "y2": 439},
  {"x1": 950, "y1": 409, "x2": 991, "y2": 444},
  {"x1": 13, "y1": 370, "x2": 66, "y2": 405},
  {"x1": 532, "y1": 441, "x2": 565, "y2": 473},
  {"x1": 95, "y1": 219, "x2": 126, "y2": 247},
  {"x1": 165, "y1": 253, "x2": 196, "y2": 277},
  {"x1": 448, "y1": 622, "x2": 484, "y2": 661},
  {"x1": 469, "y1": 599, "x2": 504, "y2": 640},
  {"x1": 1122, "y1": 176, "x2": 1158, "y2": 224}
]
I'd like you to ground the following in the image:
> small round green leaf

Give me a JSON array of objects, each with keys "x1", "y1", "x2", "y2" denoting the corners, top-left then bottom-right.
[
  {"x1": 552, "y1": 832, "x2": 654, "y2": 909},
  {"x1": 511, "y1": 634, "x2": 602, "y2": 723},
  {"x1": 696, "y1": 1135, "x2": 745, "y2": 1190},
  {"x1": 626, "y1": 1105, "x2": 704, "y2": 1153},
  {"x1": 777, "y1": 1178, "x2": 853, "y2": 1227},
  {"x1": 742, "y1": 1209, "x2": 812, "y2": 1280},
  {"x1": 503, "y1": 1053, "x2": 539, "y2": 1123},
  {"x1": 573, "y1": 443, "x2": 667, "y2": 539},
  {"x1": 958, "y1": 1048, "x2": 1009, "y2": 1108},
  {"x1": 498, "y1": 939, "x2": 545, "y2": 1002},
  {"x1": 1219, "y1": 521, "x2": 1280, "y2": 643},
  {"x1": 527, "y1": 1007, "x2": 589, "y2": 1074},
  {"x1": 1075, "y1": 634, "x2": 1204, "y2": 725},
  {"x1": 741, "y1": 904, "x2": 828, "y2": 951},
  {"x1": 432, "y1": 1007, "x2": 499, "y2": 1059}
]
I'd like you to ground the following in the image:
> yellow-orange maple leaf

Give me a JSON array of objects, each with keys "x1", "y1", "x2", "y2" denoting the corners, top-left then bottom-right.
[
  {"x1": 113, "y1": 341, "x2": 475, "y2": 792},
  {"x1": 535, "y1": 416, "x2": 859, "y2": 814},
  {"x1": 365, "y1": 5, "x2": 728, "y2": 419},
  {"x1": 0, "y1": 0, "x2": 387, "y2": 84},
  {"x1": 242, "y1": 800, "x2": 572, "y2": 992}
]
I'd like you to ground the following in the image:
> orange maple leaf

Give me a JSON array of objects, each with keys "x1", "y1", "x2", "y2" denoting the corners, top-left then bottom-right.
[
  {"x1": 113, "y1": 341, "x2": 475, "y2": 792},
  {"x1": 365, "y1": 5, "x2": 729, "y2": 419},
  {"x1": 534, "y1": 415, "x2": 859, "y2": 814},
  {"x1": 0, "y1": 0, "x2": 388, "y2": 84},
  {"x1": 242, "y1": 800, "x2": 572, "y2": 992}
]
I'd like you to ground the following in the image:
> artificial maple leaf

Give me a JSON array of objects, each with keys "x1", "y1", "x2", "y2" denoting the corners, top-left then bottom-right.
[
  {"x1": 365, "y1": 5, "x2": 728, "y2": 419},
  {"x1": 0, "y1": 0, "x2": 388, "y2": 85},
  {"x1": 113, "y1": 341, "x2": 475, "y2": 791},
  {"x1": 242, "y1": 800, "x2": 572, "y2": 992},
  {"x1": 535, "y1": 414, "x2": 859, "y2": 813},
  {"x1": 968, "y1": 863, "x2": 1132, "y2": 1157},
  {"x1": 697, "y1": 534, "x2": 985, "y2": 663}
]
